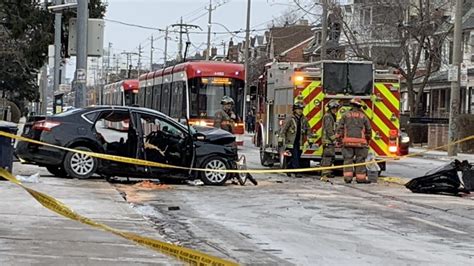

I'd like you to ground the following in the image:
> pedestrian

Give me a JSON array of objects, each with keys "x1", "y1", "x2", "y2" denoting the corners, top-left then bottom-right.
[
  {"x1": 320, "y1": 100, "x2": 341, "y2": 182},
  {"x1": 246, "y1": 111, "x2": 255, "y2": 133},
  {"x1": 214, "y1": 96, "x2": 238, "y2": 133},
  {"x1": 279, "y1": 101, "x2": 311, "y2": 177},
  {"x1": 337, "y1": 97, "x2": 372, "y2": 183}
]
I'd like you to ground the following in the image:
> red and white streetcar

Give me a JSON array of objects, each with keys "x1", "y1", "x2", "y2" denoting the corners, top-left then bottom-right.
[
  {"x1": 138, "y1": 61, "x2": 246, "y2": 145},
  {"x1": 103, "y1": 79, "x2": 140, "y2": 106}
]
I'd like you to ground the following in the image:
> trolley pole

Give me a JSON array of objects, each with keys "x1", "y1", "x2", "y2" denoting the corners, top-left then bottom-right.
[
  {"x1": 243, "y1": 0, "x2": 251, "y2": 122},
  {"x1": 447, "y1": 0, "x2": 463, "y2": 156}
]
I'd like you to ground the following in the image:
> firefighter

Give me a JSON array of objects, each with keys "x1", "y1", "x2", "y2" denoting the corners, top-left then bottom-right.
[
  {"x1": 214, "y1": 96, "x2": 238, "y2": 133},
  {"x1": 279, "y1": 101, "x2": 311, "y2": 177},
  {"x1": 320, "y1": 100, "x2": 341, "y2": 182},
  {"x1": 337, "y1": 97, "x2": 372, "y2": 183}
]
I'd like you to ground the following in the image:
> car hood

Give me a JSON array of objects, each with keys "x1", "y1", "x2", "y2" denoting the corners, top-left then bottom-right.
[{"x1": 197, "y1": 127, "x2": 235, "y2": 144}]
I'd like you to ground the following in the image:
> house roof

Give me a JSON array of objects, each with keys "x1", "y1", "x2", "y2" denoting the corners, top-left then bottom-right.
[
  {"x1": 279, "y1": 36, "x2": 314, "y2": 56},
  {"x1": 268, "y1": 25, "x2": 314, "y2": 56},
  {"x1": 462, "y1": 12, "x2": 474, "y2": 30}
]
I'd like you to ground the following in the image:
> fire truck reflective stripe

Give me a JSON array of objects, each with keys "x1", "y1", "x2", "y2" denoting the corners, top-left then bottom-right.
[
  {"x1": 362, "y1": 102, "x2": 390, "y2": 156},
  {"x1": 301, "y1": 81, "x2": 320, "y2": 97},
  {"x1": 375, "y1": 83, "x2": 400, "y2": 116},
  {"x1": 373, "y1": 104, "x2": 400, "y2": 131}
]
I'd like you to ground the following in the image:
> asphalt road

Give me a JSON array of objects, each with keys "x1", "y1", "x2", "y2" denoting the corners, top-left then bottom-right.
[{"x1": 114, "y1": 137, "x2": 474, "y2": 265}]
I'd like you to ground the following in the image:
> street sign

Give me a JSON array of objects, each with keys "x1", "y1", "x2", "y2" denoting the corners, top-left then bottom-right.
[
  {"x1": 76, "y1": 68, "x2": 86, "y2": 84},
  {"x1": 448, "y1": 65, "x2": 458, "y2": 82}
]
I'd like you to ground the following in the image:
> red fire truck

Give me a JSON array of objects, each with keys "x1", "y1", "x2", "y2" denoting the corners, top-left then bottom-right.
[{"x1": 138, "y1": 61, "x2": 246, "y2": 145}]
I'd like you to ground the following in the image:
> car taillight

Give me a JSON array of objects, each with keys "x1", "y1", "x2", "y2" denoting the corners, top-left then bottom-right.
[{"x1": 32, "y1": 120, "x2": 61, "y2": 132}]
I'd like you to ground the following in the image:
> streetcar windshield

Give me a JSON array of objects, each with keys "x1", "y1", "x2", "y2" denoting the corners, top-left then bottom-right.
[{"x1": 189, "y1": 77, "x2": 244, "y2": 120}]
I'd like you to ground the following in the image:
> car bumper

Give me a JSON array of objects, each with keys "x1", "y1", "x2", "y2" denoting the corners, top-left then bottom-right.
[{"x1": 15, "y1": 141, "x2": 65, "y2": 166}]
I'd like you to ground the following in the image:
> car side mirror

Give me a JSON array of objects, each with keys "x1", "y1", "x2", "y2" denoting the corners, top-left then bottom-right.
[{"x1": 193, "y1": 132, "x2": 206, "y2": 141}]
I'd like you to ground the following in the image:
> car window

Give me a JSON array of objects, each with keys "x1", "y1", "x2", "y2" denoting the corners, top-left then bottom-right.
[
  {"x1": 83, "y1": 111, "x2": 100, "y2": 123},
  {"x1": 94, "y1": 111, "x2": 130, "y2": 144},
  {"x1": 139, "y1": 113, "x2": 184, "y2": 139}
]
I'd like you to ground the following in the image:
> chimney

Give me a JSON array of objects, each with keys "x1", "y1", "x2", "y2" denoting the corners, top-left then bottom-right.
[{"x1": 211, "y1": 47, "x2": 217, "y2": 57}]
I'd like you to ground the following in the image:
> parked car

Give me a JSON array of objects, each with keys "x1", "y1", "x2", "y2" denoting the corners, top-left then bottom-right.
[
  {"x1": 398, "y1": 130, "x2": 410, "y2": 156},
  {"x1": 16, "y1": 106, "x2": 239, "y2": 185}
]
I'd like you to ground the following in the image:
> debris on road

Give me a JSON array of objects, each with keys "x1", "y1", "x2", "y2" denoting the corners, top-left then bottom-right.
[
  {"x1": 168, "y1": 206, "x2": 180, "y2": 211},
  {"x1": 405, "y1": 160, "x2": 472, "y2": 196},
  {"x1": 16, "y1": 173, "x2": 39, "y2": 183},
  {"x1": 133, "y1": 180, "x2": 171, "y2": 190},
  {"x1": 186, "y1": 179, "x2": 204, "y2": 186}
]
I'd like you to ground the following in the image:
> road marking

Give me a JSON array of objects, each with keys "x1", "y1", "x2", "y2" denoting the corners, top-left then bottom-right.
[{"x1": 409, "y1": 216, "x2": 468, "y2": 235}]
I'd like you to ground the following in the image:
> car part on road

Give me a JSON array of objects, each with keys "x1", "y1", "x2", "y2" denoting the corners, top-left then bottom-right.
[
  {"x1": 200, "y1": 156, "x2": 230, "y2": 185},
  {"x1": 405, "y1": 160, "x2": 472, "y2": 195},
  {"x1": 63, "y1": 146, "x2": 98, "y2": 179}
]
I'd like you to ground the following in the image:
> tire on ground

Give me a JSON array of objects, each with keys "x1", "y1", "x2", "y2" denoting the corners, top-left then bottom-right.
[
  {"x1": 200, "y1": 156, "x2": 231, "y2": 186},
  {"x1": 63, "y1": 146, "x2": 98, "y2": 179}
]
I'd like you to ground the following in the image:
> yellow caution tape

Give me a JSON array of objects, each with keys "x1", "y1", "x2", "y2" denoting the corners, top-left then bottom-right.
[
  {"x1": 1, "y1": 130, "x2": 473, "y2": 174},
  {"x1": 0, "y1": 168, "x2": 238, "y2": 266}
]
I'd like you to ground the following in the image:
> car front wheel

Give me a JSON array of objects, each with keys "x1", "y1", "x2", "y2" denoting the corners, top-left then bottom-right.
[
  {"x1": 63, "y1": 147, "x2": 98, "y2": 179},
  {"x1": 200, "y1": 156, "x2": 230, "y2": 185}
]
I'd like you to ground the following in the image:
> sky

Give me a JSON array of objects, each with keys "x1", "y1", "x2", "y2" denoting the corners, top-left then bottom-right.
[
  {"x1": 103, "y1": 0, "x2": 317, "y2": 66},
  {"x1": 65, "y1": 0, "x2": 322, "y2": 80}
]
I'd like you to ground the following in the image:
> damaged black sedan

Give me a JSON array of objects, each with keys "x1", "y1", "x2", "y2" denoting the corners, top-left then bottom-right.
[{"x1": 16, "y1": 106, "x2": 239, "y2": 185}]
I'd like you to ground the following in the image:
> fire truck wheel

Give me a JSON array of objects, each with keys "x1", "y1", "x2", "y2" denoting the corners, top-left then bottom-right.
[{"x1": 260, "y1": 147, "x2": 274, "y2": 167}]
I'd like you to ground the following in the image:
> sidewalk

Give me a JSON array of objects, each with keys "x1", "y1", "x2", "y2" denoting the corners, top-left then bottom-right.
[
  {"x1": 0, "y1": 163, "x2": 177, "y2": 265},
  {"x1": 409, "y1": 147, "x2": 474, "y2": 162}
]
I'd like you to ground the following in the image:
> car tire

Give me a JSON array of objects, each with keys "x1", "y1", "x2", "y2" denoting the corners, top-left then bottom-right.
[
  {"x1": 63, "y1": 147, "x2": 98, "y2": 179},
  {"x1": 200, "y1": 156, "x2": 230, "y2": 186},
  {"x1": 46, "y1": 165, "x2": 68, "y2": 178}
]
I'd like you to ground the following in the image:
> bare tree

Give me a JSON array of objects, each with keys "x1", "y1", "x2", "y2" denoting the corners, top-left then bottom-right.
[{"x1": 335, "y1": 0, "x2": 453, "y2": 116}]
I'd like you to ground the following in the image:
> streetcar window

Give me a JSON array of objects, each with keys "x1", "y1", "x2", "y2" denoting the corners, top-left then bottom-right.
[
  {"x1": 170, "y1": 81, "x2": 185, "y2": 117},
  {"x1": 152, "y1": 83, "x2": 162, "y2": 111},
  {"x1": 145, "y1": 86, "x2": 153, "y2": 109},
  {"x1": 161, "y1": 83, "x2": 171, "y2": 115}
]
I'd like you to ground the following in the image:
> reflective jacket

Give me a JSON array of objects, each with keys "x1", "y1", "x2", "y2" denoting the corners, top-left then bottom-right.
[
  {"x1": 279, "y1": 114, "x2": 311, "y2": 149},
  {"x1": 322, "y1": 112, "x2": 337, "y2": 145},
  {"x1": 214, "y1": 109, "x2": 237, "y2": 133},
  {"x1": 337, "y1": 108, "x2": 372, "y2": 147}
]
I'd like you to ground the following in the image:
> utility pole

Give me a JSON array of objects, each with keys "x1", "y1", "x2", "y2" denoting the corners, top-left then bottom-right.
[
  {"x1": 137, "y1": 44, "x2": 143, "y2": 76},
  {"x1": 205, "y1": 0, "x2": 216, "y2": 60},
  {"x1": 121, "y1": 52, "x2": 138, "y2": 78},
  {"x1": 53, "y1": 0, "x2": 62, "y2": 110},
  {"x1": 170, "y1": 20, "x2": 201, "y2": 62},
  {"x1": 320, "y1": 0, "x2": 328, "y2": 60},
  {"x1": 243, "y1": 0, "x2": 251, "y2": 120},
  {"x1": 164, "y1": 27, "x2": 169, "y2": 67},
  {"x1": 179, "y1": 17, "x2": 183, "y2": 61},
  {"x1": 74, "y1": 0, "x2": 88, "y2": 108},
  {"x1": 447, "y1": 0, "x2": 463, "y2": 156},
  {"x1": 150, "y1": 35, "x2": 154, "y2": 70}
]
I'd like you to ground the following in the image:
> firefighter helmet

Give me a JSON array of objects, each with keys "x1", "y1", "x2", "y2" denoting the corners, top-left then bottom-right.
[
  {"x1": 327, "y1": 100, "x2": 340, "y2": 110},
  {"x1": 221, "y1": 96, "x2": 235, "y2": 105},
  {"x1": 350, "y1": 97, "x2": 363, "y2": 107},
  {"x1": 293, "y1": 101, "x2": 305, "y2": 110}
]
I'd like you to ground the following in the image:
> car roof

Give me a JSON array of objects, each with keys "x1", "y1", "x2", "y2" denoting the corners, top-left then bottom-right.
[{"x1": 81, "y1": 105, "x2": 165, "y2": 116}]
